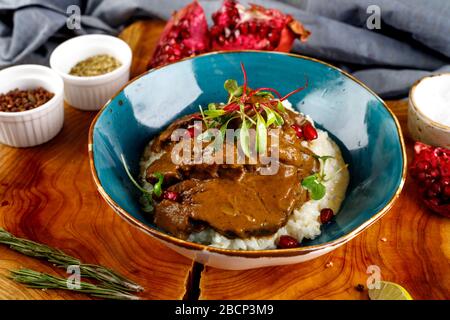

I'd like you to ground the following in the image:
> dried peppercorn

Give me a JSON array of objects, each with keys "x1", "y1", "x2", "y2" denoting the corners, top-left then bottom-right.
[
  {"x1": 0, "y1": 87, "x2": 54, "y2": 112},
  {"x1": 355, "y1": 284, "x2": 365, "y2": 292}
]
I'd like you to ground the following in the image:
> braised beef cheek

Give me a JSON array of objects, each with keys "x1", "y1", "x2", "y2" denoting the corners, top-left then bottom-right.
[{"x1": 146, "y1": 110, "x2": 319, "y2": 240}]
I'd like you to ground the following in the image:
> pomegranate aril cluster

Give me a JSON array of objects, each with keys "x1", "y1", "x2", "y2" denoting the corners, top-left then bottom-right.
[
  {"x1": 410, "y1": 142, "x2": 450, "y2": 217},
  {"x1": 210, "y1": 1, "x2": 286, "y2": 50},
  {"x1": 291, "y1": 121, "x2": 318, "y2": 141},
  {"x1": 149, "y1": 1, "x2": 209, "y2": 68},
  {"x1": 149, "y1": 0, "x2": 310, "y2": 68}
]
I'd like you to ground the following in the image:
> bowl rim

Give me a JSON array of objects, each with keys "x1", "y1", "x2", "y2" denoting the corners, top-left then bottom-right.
[
  {"x1": 88, "y1": 50, "x2": 407, "y2": 258},
  {"x1": 0, "y1": 64, "x2": 64, "y2": 117},
  {"x1": 409, "y1": 73, "x2": 450, "y2": 131}
]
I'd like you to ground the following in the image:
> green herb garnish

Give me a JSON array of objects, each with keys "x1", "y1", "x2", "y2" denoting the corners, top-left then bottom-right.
[
  {"x1": 301, "y1": 174, "x2": 326, "y2": 200},
  {"x1": 302, "y1": 155, "x2": 348, "y2": 200},
  {"x1": 224, "y1": 79, "x2": 243, "y2": 99},
  {"x1": 301, "y1": 155, "x2": 333, "y2": 200},
  {"x1": 120, "y1": 154, "x2": 163, "y2": 213},
  {"x1": 198, "y1": 63, "x2": 308, "y2": 156},
  {"x1": 152, "y1": 172, "x2": 164, "y2": 198}
]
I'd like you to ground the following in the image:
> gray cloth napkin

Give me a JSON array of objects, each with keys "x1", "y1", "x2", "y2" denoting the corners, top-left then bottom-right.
[{"x1": 0, "y1": 0, "x2": 449, "y2": 98}]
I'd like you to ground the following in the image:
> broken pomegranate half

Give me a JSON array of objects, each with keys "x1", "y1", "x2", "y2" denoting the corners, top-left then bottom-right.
[
  {"x1": 148, "y1": 0, "x2": 311, "y2": 69},
  {"x1": 410, "y1": 142, "x2": 450, "y2": 218},
  {"x1": 210, "y1": 0, "x2": 310, "y2": 51},
  {"x1": 148, "y1": 1, "x2": 210, "y2": 68}
]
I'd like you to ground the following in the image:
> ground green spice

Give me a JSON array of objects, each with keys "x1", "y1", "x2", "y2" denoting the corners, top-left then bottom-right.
[{"x1": 69, "y1": 54, "x2": 122, "y2": 77}]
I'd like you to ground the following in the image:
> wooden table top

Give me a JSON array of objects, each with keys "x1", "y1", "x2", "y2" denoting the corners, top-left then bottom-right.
[{"x1": 0, "y1": 20, "x2": 448, "y2": 300}]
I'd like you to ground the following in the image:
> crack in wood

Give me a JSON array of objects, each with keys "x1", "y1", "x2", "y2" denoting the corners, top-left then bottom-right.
[{"x1": 183, "y1": 262, "x2": 204, "y2": 300}]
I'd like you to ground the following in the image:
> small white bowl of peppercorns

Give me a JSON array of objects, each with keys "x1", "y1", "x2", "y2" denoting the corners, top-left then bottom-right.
[{"x1": 0, "y1": 64, "x2": 64, "y2": 148}]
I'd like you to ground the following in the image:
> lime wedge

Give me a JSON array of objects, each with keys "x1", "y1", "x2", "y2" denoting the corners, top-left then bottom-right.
[{"x1": 368, "y1": 281, "x2": 413, "y2": 300}]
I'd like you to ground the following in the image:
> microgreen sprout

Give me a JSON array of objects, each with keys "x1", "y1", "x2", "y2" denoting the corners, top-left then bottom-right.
[
  {"x1": 301, "y1": 155, "x2": 333, "y2": 200},
  {"x1": 302, "y1": 155, "x2": 348, "y2": 200},
  {"x1": 197, "y1": 63, "x2": 308, "y2": 157},
  {"x1": 120, "y1": 154, "x2": 163, "y2": 213}
]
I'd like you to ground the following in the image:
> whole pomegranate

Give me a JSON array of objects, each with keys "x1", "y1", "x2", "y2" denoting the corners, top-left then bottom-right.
[
  {"x1": 410, "y1": 142, "x2": 450, "y2": 218},
  {"x1": 148, "y1": 1, "x2": 210, "y2": 68},
  {"x1": 210, "y1": 0, "x2": 310, "y2": 51}
]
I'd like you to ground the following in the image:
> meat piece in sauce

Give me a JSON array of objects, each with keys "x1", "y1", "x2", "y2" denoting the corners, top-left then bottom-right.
[{"x1": 146, "y1": 109, "x2": 319, "y2": 240}]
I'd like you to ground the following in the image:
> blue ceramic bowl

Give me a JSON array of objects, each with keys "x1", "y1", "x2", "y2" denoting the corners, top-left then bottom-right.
[{"x1": 89, "y1": 51, "x2": 406, "y2": 270}]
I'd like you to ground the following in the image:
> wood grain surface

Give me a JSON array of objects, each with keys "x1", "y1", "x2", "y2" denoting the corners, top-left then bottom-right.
[
  {"x1": 200, "y1": 101, "x2": 450, "y2": 300},
  {"x1": 0, "y1": 19, "x2": 448, "y2": 300},
  {"x1": 0, "y1": 96, "x2": 194, "y2": 300}
]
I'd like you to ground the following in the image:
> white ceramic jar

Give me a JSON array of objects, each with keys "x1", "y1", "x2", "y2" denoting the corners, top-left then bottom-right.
[
  {"x1": 408, "y1": 74, "x2": 450, "y2": 148},
  {"x1": 50, "y1": 34, "x2": 132, "y2": 111},
  {"x1": 0, "y1": 65, "x2": 64, "y2": 148}
]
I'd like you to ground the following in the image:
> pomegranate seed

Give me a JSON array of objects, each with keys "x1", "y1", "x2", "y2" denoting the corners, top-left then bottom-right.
[
  {"x1": 431, "y1": 182, "x2": 442, "y2": 195},
  {"x1": 260, "y1": 25, "x2": 270, "y2": 37},
  {"x1": 417, "y1": 172, "x2": 428, "y2": 181},
  {"x1": 416, "y1": 160, "x2": 431, "y2": 172},
  {"x1": 180, "y1": 29, "x2": 190, "y2": 40},
  {"x1": 172, "y1": 47, "x2": 182, "y2": 57},
  {"x1": 224, "y1": 0, "x2": 234, "y2": 8},
  {"x1": 163, "y1": 190, "x2": 180, "y2": 202},
  {"x1": 277, "y1": 235, "x2": 299, "y2": 249},
  {"x1": 424, "y1": 178, "x2": 434, "y2": 188},
  {"x1": 239, "y1": 22, "x2": 249, "y2": 34},
  {"x1": 419, "y1": 178, "x2": 434, "y2": 188},
  {"x1": 249, "y1": 21, "x2": 258, "y2": 33},
  {"x1": 302, "y1": 122, "x2": 318, "y2": 141},
  {"x1": 268, "y1": 31, "x2": 280, "y2": 45},
  {"x1": 210, "y1": 25, "x2": 222, "y2": 36},
  {"x1": 429, "y1": 198, "x2": 441, "y2": 207},
  {"x1": 291, "y1": 124, "x2": 303, "y2": 139},
  {"x1": 426, "y1": 189, "x2": 438, "y2": 199},
  {"x1": 441, "y1": 177, "x2": 450, "y2": 187},
  {"x1": 212, "y1": 12, "x2": 220, "y2": 24},
  {"x1": 430, "y1": 169, "x2": 440, "y2": 179},
  {"x1": 443, "y1": 185, "x2": 450, "y2": 198},
  {"x1": 187, "y1": 127, "x2": 195, "y2": 138},
  {"x1": 320, "y1": 208, "x2": 334, "y2": 224}
]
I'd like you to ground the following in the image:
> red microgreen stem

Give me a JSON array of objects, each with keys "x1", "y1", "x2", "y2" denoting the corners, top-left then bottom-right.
[
  {"x1": 240, "y1": 62, "x2": 248, "y2": 101},
  {"x1": 223, "y1": 102, "x2": 240, "y2": 112},
  {"x1": 280, "y1": 76, "x2": 309, "y2": 101}
]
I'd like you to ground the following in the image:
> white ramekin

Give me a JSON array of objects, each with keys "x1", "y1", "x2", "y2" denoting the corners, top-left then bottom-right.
[
  {"x1": 408, "y1": 73, "x2": 450, "y2": 148},
  {"x1": 0, "y1": 65, "x2": 64, "y2": 148},
  {"x1": 50, "y1": 34, "x2": 132, "y2": 111}
]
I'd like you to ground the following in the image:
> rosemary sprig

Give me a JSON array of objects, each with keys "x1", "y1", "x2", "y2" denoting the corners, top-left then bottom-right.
[
  {"x1": 0, "y1": 228, "x2": 143, "y2": 293},
  {"x1": 10, "y1": 269, "x2": 139, "y2": 300}
]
